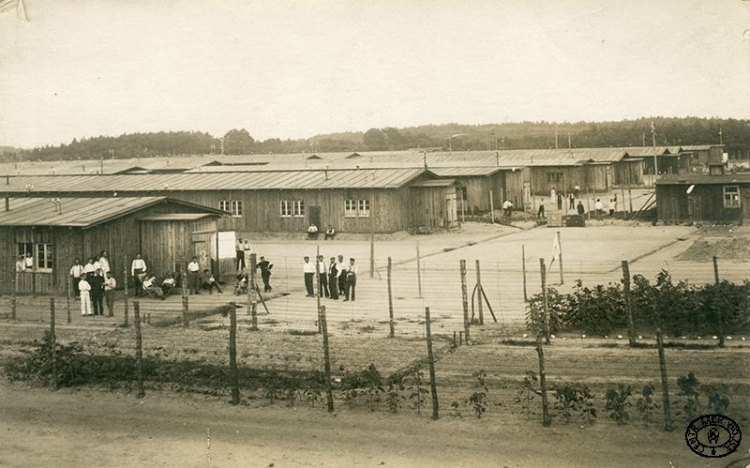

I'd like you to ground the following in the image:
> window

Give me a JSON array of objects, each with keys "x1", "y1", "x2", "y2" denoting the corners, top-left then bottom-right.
[
  {"x1": 16, "y1": 242, "x2": 52, "y2": 271},
  {"x1": 723, "y1": 186, "x2": 740, "y2": 208},
  {"x1": 546, "y1": 172, "x2": 563, "y2": 183},
  {"x1": 219, "y1": 200, "x2": 242, "y2": 217},
  {"x1": 344, "y1": 199, "x2": 357, "y2": 217},
  {"x1": 345, "y1": 199, "x2": 370, "y2": 217},
  {"x1": 36, "y1": 243, "x2": 53, "y2": 271},
  {"x1": 281, "y1": 200, "x2": 305, "y2": 217},
  {"x1": 293, "y1": 200, "x2": 304, "y2": 217},
  {"x1": 357, "y1": 199, "x2": 370, "y2": 217}
]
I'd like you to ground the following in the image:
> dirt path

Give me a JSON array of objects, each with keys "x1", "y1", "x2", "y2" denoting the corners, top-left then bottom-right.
[{"x1": 0, "y1": 380, "x2": 726, "y2": 468}]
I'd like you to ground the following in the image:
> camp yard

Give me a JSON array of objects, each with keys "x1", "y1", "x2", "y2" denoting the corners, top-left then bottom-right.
[{"x1": 1, "y1": 220, "x2": 750, "y2": 468}]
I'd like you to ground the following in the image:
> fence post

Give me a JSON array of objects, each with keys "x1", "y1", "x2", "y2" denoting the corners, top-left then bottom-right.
[
  {"x1": 229, "y1": 301, "x2": 240, "y2": 405},
  {"x1": 556, "y1": 231, "x2": 564, "y2": 285},
  {"x1": 535, "y1": 329, "x2": 552, "y2": 426},
  {"x1": 66, "y1": 279, "x2": 71, "y2": 324},
  {"x1": 11, "y1": 272, "x2": 17, "y2": 320},
  {"x1": 250, "y1": 253, "x2": 258, "y2": 331},
  {"x1": 424, "y1": 306, "x2": 439, "y2": 420},
  {"x1": 134, "y1": 301, "x2": 145, "y2": 399},
  {"x1": 370, "y1": 220, "x2": 375, "y2": 279},
  {"x1": 50, "y1": 298, "x2": 57, "y2": 389},
  {"x1": 315, "y1": 248, "x2": 321, "y2": 333},
  {"x1": 628, "y1": 186, "x2": 633, "y2": 213},
  {"x1": 656, "y1": 328, "x2": 673, "y2": 431},
  {"x1": 622, "y1": 261, "x2": 636, "y2": 347},
  {"x1": 387, "y1": 257, "x2": 394, "y2": 338},
  {"x1": 475, "y1": 259, "x2": 484, "y2": 326},
  {"x1": 539, "y1": 258, "x2": 551, "y2": 345},
  {"x1": 123, "y1": 254, "x2": 129, "y2": 327},
  {"x1": 320, "y1": 305, "x2": 334, "y2": 412},
  {"x1": 460, "y1": 260, "x2": 470, "y2": 344},
  {"x1": 416, "y1": 241, "x2": 422, "y2": 299},
  {"x1": 489, "y1": 190, "x2": 495, "y2": 224},
  {"x1": 713, "y1": 256, "x2": 725, "y2": 348},
  {"x1": 522, "y1": 244, "x2": 527, "y2": 302}
]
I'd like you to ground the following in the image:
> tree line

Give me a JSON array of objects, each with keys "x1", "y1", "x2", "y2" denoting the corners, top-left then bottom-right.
[{"x1": 4, "y1": 117, "x2": 749, "y2": 163}]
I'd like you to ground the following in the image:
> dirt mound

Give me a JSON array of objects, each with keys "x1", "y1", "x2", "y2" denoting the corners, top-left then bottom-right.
[{"x1": 678, "y1": 237, "x2": 750, "y2": 262}]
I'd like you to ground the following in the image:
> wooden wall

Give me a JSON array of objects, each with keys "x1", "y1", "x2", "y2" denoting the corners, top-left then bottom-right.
[
  {"x1": 657, "y1": 184, "x2": 746, "y2": 224},
  {"x1": 505, "y1": 170, "x2": 525, "y2": 208},
  {"x1": 0, "y1": 200, "x2": 218, "y2": 295},
  {"x1": 530, "y1": 166, "x2": 583, "y2": 195},
  {"x1": 613, "y1": 160, "x2": 644, "y2": 186},
  {"x1": 408, "y1": 186, "x2": 458, "y2": 229}
]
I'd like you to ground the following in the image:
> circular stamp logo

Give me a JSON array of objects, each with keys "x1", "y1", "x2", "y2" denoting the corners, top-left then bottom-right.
[{"x1": 685, "y1": 414, "x2": 742, "y2": 458}]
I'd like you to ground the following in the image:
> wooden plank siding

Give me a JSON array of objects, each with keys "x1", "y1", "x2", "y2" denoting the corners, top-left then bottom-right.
[
  {"x1": 0, "y1": 200, "x2": 219, "y2": 296},
  {"x1": 408, "y1": 186, "x2": 458, "y2": 229},
  {"x1": 657, "y1": 184, "x2": 746, "y2": 224},
  {"x1": 612, "y1": 160, "x2": 644, "y2": 186}
]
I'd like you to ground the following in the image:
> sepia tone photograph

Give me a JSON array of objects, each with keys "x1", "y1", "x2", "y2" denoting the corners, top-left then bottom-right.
[{"x1": 1, "y1": 1, "x2": 749, "y2": 466}]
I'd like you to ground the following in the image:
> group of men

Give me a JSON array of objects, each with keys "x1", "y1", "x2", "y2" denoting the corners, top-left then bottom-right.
[
  {"x1": 68, "y1": 251, "x2": 116, "y2": 317},
  {"x1": 303, "y1": 255, "x2": 357, "y2": 301}
]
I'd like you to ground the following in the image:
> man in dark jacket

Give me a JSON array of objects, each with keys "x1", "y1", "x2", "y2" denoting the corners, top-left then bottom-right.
[{"x1": 88, "y1": 269, "x2": 105, "y2": 316}]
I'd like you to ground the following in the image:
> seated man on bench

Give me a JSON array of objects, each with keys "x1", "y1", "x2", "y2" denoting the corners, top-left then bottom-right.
[
  {"x1": 324, "y1": 224, "x2": 336, "y2": 240},
  {"x1": 307, "y1": 223, "x2": 319, "y2": 240}
]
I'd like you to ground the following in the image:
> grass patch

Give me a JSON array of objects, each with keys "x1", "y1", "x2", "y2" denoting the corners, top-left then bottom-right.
[
  {"x1": 286, "y1": 329, "x2": 318, "y2": 336},
  {"x1": 500, "y1": 339, "x2": 537, "y2": 347}
]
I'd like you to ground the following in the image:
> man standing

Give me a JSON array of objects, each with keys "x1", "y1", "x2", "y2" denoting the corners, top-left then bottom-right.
[
  {"x1": 131, "y1": 253, "x2": 147, "y2": 297},
  {"x1": 317, "y1": 255, "x2": 329, "y2": 297},
  {"x1": 502, "y1": 199, "x2": 513, "y2": 218},
  {"x1": 69, "y1": 258, "x2": 85, "y2": 300},
  {"x1": 89, "y1": 269, "x2": 105, "y2": 316},
  {"x1": 104, "y1": 271, "x2": 117, "y2": 317},
  {"x1": 235, "y1": 238, "x2": 245, "y2": 272},
  {"x1": 303, "y1": 256, "x2": 315, "y2": 297},
  {"x1": 24, "y1": 252, "x2": 34, "y2": 271},
  {"x1": 336, "y1": 255, "x2": 348, "y2": 296},
  {"x1": 537, "y1": 198, "x2": 545, "y2": 219},
  {"x1": 577, "y1": 201, "x2": 585, "y2": 216},
  {"x1": 98, "y1": 250, "x2": 111, "y2": 276},
  {"x1": 327, "y1": 256, "x2": 339, "y2": 300},
  {"x1": 568, "y1": 193, "x2": 575, "y2": 210},
  {"x1": 187, "y1": 256, "x2": 201, "y2": 295},
  {"x1": 257, "y1": 256, "x2": 273, "y2": 292},
  {"x1": 344, "y1": 258, "x2": 358, "y2": 302},
  {"x1": 79, "y1": 275, "x2": 92, "y2": 316},
  {"x1": 594, "y1": 198, "x2": 603, "y2": 220}
]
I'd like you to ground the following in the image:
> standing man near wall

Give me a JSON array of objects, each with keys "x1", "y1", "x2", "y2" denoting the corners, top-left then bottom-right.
[
  {"x1": 317, "y1": 255, "x2": 329, "y2": 298},
  {"x1": 187, "y1": 256, "x2": 201, "y2": 295},
  {"x1": 89, "y1": 269, "x2": 105, "y2": 316},
  {"x1": 131, "y1": 253, "x2": 147, "y2": 297},
  {"x1": 257, "y1": 256, "x2": 273, "y2": 292},
  {"x1": 104, "y1": 271, "x2": 117, "y2": 317},
  {"x1": 69, "y1": 258, "x2": 85, "y2": 301},
  {"x1": 344, "y1": 258, "x2": 358, "y2": 302},
  {"x1": 328, "y1": 256, "x2": 339, "y2": 300},
  {"x1": 303, "y1": 256, "x2": 315, "y2": 297},
  {"x1": 336, "y1": 255, "x2": 348, "y2": 297},
  {"x1": 235, "y1": 238, "x2": 245, "y2": 272}
]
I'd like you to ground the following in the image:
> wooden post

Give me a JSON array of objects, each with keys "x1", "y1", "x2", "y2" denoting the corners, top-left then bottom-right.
[
  {"x1": 460, "y1": 260, "x2": 470, "y2": 343},
  {"x1": 370, "y1": 216, "x2": 375, "y2": 279},
  {"x1": 387, "y1": 257, "x2": 394, "y2": 338},
  {"x1": 522, "y1": 244, "x2": 528, "y2": 302},
  {"x1": 320, "y1": 305, "x2": 334, "y2": 412},
  {"x1": 250, "y1": 253, "x2": 258, "y2": 331},
  {"x1": 49, "y1": 298, "x2": 57, "y2": 389},
  {"x1": 123, "y1": 255, "x2": 129, "y2": 327},
  {"x1": 622, "y1": 261, "x2": 636, "y2": 347},
  {"x1": 66, "y1": 279, "x2": 71, "y2": 324},
  {"x1": 586, "y1": 188, "x2": 591, "y2": 220},
  {"x1": 315, "y1": 248, "x2": 322, "y2": 333},
  {"x1": 229, "y1": 302, "x2": 240, "y2": 405},
  {"x1": 540, "y1": 258, "x2": 551, "y2": 345},
  {"x1": 489, "y1": 190, "x2": 495, "y2": 224},
  {"x1": 556, "y1": 231, "x2": 563, "y2": 286},
  {"x1": 535, "y1": 330, "x2": 552, "y2": 426},
  {"x1": 424, "y1": 307, "x2": 439, "y2": 420},
  {"x1": 713, "y1": 256, "x2": 725, "y2": 348},
  {"x1": 11, "y1": 272, "x2": 17, "y2": 320},
  {"x1": 656, "y1": 328, "x2": 673, "y2": 431},
  {"x1": 628, "y1": 186, "x2": 633, "y2": 213},
  {"x1": 134, "y1": 301, "x2": 145, "y2": 399},
  {"x1": 475, "y1": 260, "x2": 484, "y2": 326},
  {"x1": 416, "y1": 241, "x2": 422, "y2": 299},
  {"x1": 620, "y1": 185, "x2": 626, "y2": 217},
  {"x1": 181, "y1": 295, "x2": 189, "y2": 327},
  {"x1": 459, "y1": 331, "x2": 463, "y2": 346}
]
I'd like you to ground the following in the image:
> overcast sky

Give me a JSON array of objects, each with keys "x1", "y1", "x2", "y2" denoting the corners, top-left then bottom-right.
[{"x1": 1, "y1": 0, "x2": 749, "y2": 148}]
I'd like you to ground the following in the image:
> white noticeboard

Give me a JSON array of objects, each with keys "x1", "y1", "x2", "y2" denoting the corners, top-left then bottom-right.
[{"x1": 216, "y1": 231, "x2": 237, "y2": 259}]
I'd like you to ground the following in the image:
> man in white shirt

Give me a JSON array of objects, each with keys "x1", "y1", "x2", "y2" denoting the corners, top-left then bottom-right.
[
  {"x1": 131, "y1": 254, "x2": 147, "y2": 296},
  {"x1": 104, "y1": 271, "x2": 117, "y2": 317},
  {"x1": 307, "y1": 224, "x2": 319, "y2": 240},
  {"x1": 69, "y1": 258, "x2": 85, "y2": 300},
  {"x1": 303, "y1": 256, "x2": 315, "y2": 297},
  {"x1": 317, "y1": 255, "x2": 329, "y2": 298},
  {"x1": 79, "y1": 276, "x2": 92, "y2": 316},
  {"x1": 187, "y1": 256, "x2": 201, "y2": 295},
  {"x1": 98, "y1": 251, "x2": 111, "y2": 276},
  {"x1": 84, "y1": 257, "x2": 97, "y2": 278},
  {"x1": 594, "y1": 198, "x2": 603, "y2": 220},
  {"x1": 344, "y1": 258, "x2": 358, "y2": 302},
  {"x1": 24, "y1": 253, "x2": 34, "y2": 271},
  {"x1": 15, "y1": 255, "x2": 25, "y2": 272}
]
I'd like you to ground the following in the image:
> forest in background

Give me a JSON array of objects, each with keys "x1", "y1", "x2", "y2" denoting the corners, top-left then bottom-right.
[{"x1": 3, "y1": 117, "x2": 749, "y2": 163}]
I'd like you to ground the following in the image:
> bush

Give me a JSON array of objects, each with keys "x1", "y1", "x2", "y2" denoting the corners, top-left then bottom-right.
[{"x1": 604, "y1": 384, "x2": 632, "y2": 425}]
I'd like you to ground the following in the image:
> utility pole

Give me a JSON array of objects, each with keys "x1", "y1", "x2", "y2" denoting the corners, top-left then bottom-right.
[{"x1": 651, "y1": 122, "x2": 658, "y2": 177}]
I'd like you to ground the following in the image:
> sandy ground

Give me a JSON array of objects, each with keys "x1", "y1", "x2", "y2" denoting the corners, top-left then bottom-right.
[{"x1": 0, "y1": 378, "x2": 740, "y2": 468}]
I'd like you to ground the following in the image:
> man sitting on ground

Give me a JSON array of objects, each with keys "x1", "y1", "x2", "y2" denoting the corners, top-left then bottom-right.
[
  {"x1": 161, "y1": 273, "x2": 176, "y2": 296},
  {"x1": 307, "y1": 223, "x2": 319, "y2": 240},
  {"x1": 202, "y1": 269, "x2": 222, "y2": 294},
  {"x1": 324, "y1": 224, "x2": 336, "y2": 240},
  {"x1": 142, "y1": 274, "x2": 165, "y2": 300}
]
